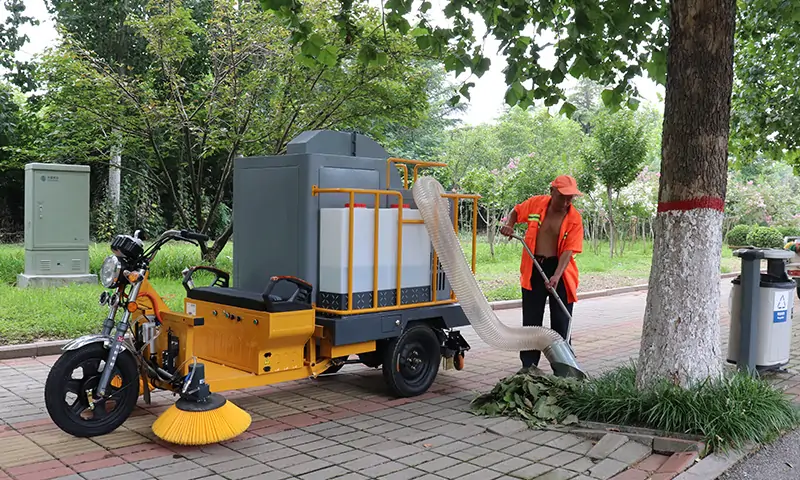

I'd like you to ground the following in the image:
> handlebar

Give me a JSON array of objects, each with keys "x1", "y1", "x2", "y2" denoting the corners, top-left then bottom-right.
[{"x1": 181, "y1": 230, "x2": 210, "y2": 242}]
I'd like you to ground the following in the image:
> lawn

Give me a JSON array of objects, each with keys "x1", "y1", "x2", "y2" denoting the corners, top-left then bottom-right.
[{"x1": 0, "y1": 237, "x2": 739, "y2": 345}]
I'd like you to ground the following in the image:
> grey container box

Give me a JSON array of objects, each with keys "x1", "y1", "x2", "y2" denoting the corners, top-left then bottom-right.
[
  {"x1": 22, "y1": 163, "x2": 91, "y2": 276},
  {"x1": 232, "y1": 130, "x2": 469, "y2": 345}
]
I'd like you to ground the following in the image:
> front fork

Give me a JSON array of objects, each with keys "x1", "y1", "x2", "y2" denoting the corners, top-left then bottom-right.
[{"x1": 96, "y1": 280, "x2": 143, "y2": 398}]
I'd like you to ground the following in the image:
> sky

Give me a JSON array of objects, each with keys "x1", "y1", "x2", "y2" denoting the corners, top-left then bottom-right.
[{"x1": 4, "y1": 0, "x2": 664, "y2": 126}]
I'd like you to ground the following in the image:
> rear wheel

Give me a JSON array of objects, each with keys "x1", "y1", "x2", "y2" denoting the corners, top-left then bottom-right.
[
  {"x1": 382, "y1": 324, "x2": 441, "y2": 397},
  {"x1": 44, "y1": 342, "x2": 139, "y2": 437}
]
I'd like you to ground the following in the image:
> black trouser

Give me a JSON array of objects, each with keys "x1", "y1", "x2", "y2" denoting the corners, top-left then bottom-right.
[{"x1": 520, "y1": 256, "x2": 573, "y2": 368}]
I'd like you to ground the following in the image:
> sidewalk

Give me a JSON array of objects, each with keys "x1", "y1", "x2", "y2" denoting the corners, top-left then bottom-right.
[{"x1": 1, "y1": 280, "x2": 798, "y2": 480}]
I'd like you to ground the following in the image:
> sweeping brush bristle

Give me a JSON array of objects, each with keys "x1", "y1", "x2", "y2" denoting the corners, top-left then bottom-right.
[{"x1": 152, "y1": 393, "x2": 251, "y2": 445}]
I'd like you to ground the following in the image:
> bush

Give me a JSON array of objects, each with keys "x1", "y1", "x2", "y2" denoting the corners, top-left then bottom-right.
[
  {"x1": 725, "y1": 224, "x2": 752, "y2": 246},
  {"x1": 471, "y1": 364, "x2": 800, "y2": 454},
  {"x1": 746, "y1": 226, "x2": 785, "y2": 248},
  {"x1": 777, "y1": 226, "x2": 800, "y2": 239}
]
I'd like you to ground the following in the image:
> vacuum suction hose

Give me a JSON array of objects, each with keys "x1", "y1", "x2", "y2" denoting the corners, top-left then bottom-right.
[{"x1": 412, "y1": 176, "x2": 586, "y2": 379}]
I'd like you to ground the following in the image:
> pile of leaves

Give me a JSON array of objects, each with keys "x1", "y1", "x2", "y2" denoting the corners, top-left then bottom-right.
[
  {"x1": 470, "y1": 372, "x2": 583, "y2": 428},
  {"x1": 470, "y1": 365, "x2": 800, "y2": 453}
]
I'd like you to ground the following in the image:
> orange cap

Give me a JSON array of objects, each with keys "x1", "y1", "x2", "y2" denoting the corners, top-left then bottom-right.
[{"x1": 551, "y1": 175, "x2": 582, "y2": 196}]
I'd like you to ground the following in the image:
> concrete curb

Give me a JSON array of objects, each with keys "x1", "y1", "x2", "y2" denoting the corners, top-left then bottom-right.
[
  {"x1": 0, "y1": 271, "x2": 742, "y2": 360},
  {"x1": 489, "y1": 271, "x2": 741, "y2": 311},
  {"x1": 673, "y1": 443, "x2": 758, "y2": 480}
]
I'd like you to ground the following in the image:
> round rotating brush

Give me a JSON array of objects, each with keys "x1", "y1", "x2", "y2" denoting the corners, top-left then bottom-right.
[{"x1": 152, "y1": 362, "x2": 251, "y2": 445}]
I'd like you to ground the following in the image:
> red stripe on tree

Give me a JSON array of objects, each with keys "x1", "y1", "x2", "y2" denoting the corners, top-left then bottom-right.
[{"x1": 657, "y1": 197, "x2": 725, "y2": 213}]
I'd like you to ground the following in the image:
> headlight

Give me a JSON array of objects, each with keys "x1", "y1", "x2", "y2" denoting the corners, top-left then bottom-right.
[{"x1": 100, "y1": 255, "x2": 122, "y2": 288}]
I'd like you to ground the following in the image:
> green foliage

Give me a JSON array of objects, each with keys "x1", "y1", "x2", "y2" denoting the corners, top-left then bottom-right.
[
  {"x1": 777, "y1": 226, "x2": 800, "y2": 238},
  {"x1": 0, "y1": 0, "x2": 40, "y2": 91},
  {"x1": 259, "y1": 0, "x2": 670, "y2": 111},
  {"x1": 746, "y1": 226, "x2": 785, "y2": 249},
  {"x1": 471, "y1": 364, "x2": 800, "y2": 454},
  {"x1": 725, "y1": 224, "x2": 752, "y2": 246},
  {"x1": 471, "y1": 372, "x2": 582, "y2": 428},
  {"x1": 581, "y1": 108, "x2": 650, "y2": 193},
  {"x1": 731, "y1": 0, "x2": 800, "y2": 168},
  {"x1": 561, "y1": 365, "x2": 800, "y2": 453}
]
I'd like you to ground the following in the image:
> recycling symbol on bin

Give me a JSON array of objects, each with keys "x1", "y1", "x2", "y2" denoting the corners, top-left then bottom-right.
[{"x1": 777, "y1": 295, "x2": 787, "y2": 310}]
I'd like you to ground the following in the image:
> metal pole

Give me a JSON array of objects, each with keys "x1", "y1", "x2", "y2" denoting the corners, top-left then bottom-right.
[
  {"x1": 509, "y1": 233, "x2": 575, "y2": 346},
  {"x1": 737, "y1": 252, "x2": 761, "y2": 374}
]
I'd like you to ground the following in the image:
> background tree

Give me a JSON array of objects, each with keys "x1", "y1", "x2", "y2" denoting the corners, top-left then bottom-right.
[{"x1": 581, "y1": 108, "x2": 649, "y2": 257}]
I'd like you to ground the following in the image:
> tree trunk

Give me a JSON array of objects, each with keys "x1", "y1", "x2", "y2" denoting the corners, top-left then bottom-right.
[
  {"x1": 636, "y1": 0, "x2": 735, "y2": 389},
  {"x1": 488, "y1": 209, "x2": 496, "y2": 258},
  {"x1": 108, "y1": 139, "x2": 122, "y2": 224},
  {"x1": 606, "y1": 185, "x2": 615, "y2": 258}
]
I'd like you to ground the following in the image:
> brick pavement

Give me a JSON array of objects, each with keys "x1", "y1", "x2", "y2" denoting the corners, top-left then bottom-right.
[{"x1": 1, "y1": 279, "x2": 799, "y2": 480}]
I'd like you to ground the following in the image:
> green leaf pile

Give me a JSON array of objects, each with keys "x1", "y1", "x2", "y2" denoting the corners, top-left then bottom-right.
[{"x1": 470, "y1": 372, "x2": 582, "y2": 428}]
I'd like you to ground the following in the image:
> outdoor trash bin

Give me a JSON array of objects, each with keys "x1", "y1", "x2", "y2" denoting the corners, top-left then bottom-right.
[{"x1": 727, "y1": 269, "x2": 795, "y2": 370}]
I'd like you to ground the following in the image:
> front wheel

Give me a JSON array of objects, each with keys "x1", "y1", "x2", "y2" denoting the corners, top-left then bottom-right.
[
  {"x1": 382, "y1": 324, "x2": 441, "y2": 397},
  {"x1": 44, "y1": 342, "x2": 140, "y2": 437}
]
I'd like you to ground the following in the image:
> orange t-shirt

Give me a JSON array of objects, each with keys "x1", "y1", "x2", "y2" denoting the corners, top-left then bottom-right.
[{"x1": 513, "y1": 195, "x2": 584, "y2": 303}]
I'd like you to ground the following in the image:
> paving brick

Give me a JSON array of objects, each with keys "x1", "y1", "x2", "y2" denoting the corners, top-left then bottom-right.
[
  {"x1": 566, "y1": 441, "x2": 595, "y2": 455},
  {"x1": 144, "y1": 460, "x2": 212, "y2": 479},
  {"x1": 157, "y1": 466, "x2": 215, "y2": 480},
  {"x1": 487, "y1": 419, "x2": 529, "y2": 436},
  {"x1": 100, "y1": 471, "x2": 154, "y2": 480},
  {"x1": 509, "y1": 463, "x2": 553, "y2": 479},
  {"x1": 300, "y1": 465, "x2": 350, "y2": 480},
  {"x1": 240, "y1": 470, "x2": 291, "y2": 480},
  {"x1": 14, "y1": 466, "x2": 77, "y2": 480},
  {"x1": 452, "y1": 442, "x2": 495, "y2": 461},
  {"x1": 341, "y1": 453, "x2": 391, "y2": 471},
  {"x1": 206, "y1": 456, "x2": 260, "y2": 474},
  {"x1": 540, "y1": 450, "x2": 582, "y2": 468},
  {"x1": 634, "y1": 454, "x2": 670, "y2": 472},
  {"x1": 431, "y1": 439, "x2": 472, "y2": 456},
  {"x1": 469, "y1": 451, "x2": 514, "y2": 468},
  {"x1": 331, "y1": 473, "x2": 370, "y2": 480},
  {"x1": 549, "y1": 433, "x2": 585, "y2": 450},
  {"x1": 360, "y1": 461, "x2": 408, "y2": 477},
  {"x1": 82, "y1": 463, "x2": 141, "y2": 480},
  {"x1": 609, "y1": 441, "x2": 652, "y2": 466},
  {"x1": 284, "y1": 458, "x2": 333, "y2": 476},
  {"x1": 378, "y1": 467, "x2": 427, "y2": 480},
  {"x1": 609, "y1": 469, "x2": 650, "y2": 480},
  {"x1": 563, "y1": 457, "x2": 595, "y2": 474},
  {"x1": 224, "y1": 464, "x2": 279, "y2": 480},
  {"x1": 416, "y1": 456, "x2": 461, "y2": 473},
  {"x1": 652, "y1": 438, "x2": 701, "y2": 454},
  {"x1": 523, "y1": 445, "x2": 561, "y2": 462},
  {"x1": 308, "y1": 444, "x2": 354, "y2": 459},
  {"x1": 323, "y1": 449, "x2": 366, "y2": 465},
  {"x1": 397, "y1": 451, "x2": 442, "y2": 467},
  {"x1": 279, "y1": 433, "x2": 323, "y2": 447},
  {"x1": 529, "y1": 468, "x2": 578, "y2": 480},
  {"x1": 588, "y1": 458, "x2": 628, "y2": 480},
  {"x1": 488, "y1": 456, "x2": 533, "y2": 474},
  {"x1": 269, "y1": 452, "x2": 316, "y2": 470},
  {"x1": 587, "y1": 434, "x2": 629, "y2": 460},
  {"x1": 656, "y1": 452, "x2": 698, "y2": 474},
  {"x1": 456, "y1": 469, "x2": 503, "y2": 480},
  {"x1": 250, "y1": 446, "x2": 298, "y2": 463}
]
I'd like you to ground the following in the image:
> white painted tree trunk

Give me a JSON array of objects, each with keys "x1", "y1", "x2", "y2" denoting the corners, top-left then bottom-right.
[
  {"x1": 635, "y1": 0, "x2": 735, "y2": 389},
  {"x1": 109, "y1": 142, "x2": 122, "y2": 221},
  {"x1": 637, "y1": 209, "x2": 724, "y2": 388}
]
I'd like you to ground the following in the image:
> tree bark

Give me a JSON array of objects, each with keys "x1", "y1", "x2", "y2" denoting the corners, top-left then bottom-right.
[
  {"x1": 606, "y1": 184, "x2": 615, "y2": 258},
  {"x1": 636, "y1": 0, "x2": 736, "y2": 389}
]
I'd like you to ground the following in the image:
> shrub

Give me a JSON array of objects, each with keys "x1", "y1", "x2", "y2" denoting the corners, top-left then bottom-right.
[
  {"x1": 746, "y1": 226, "x2": 785, "y2": 248},
  {"x1": 777, "y1": 226, "x2": 800, "y2": 239},
  {"x1": 471, "y1": 364, "x2": 800, "y2": 454},
  {"x1": 725, "y1": 224, "x2": 752, "y2": 246}
]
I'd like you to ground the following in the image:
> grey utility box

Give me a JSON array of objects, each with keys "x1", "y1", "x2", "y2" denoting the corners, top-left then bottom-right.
[
  {"x1": 727, "y1": 248, "x2": 795, "y2": 371},
  {"x1": 17, "y1": 163, "x2": 97, "y2": 288}
]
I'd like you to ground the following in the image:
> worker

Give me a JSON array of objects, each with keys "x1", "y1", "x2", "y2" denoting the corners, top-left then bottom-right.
[{"x1": 499, "y1": 174, "x2": 584, "y2": 375}]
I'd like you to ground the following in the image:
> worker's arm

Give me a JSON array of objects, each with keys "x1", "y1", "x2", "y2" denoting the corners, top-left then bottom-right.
[
  {"x1": 547, "y1": 250, "x2": 573, "y2": 289},
  {"x1": 499, "y1": 209, "x2": 518, "y2": 236}
]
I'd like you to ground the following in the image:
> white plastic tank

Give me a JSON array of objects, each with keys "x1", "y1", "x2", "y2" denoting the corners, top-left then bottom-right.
[
  {"x1": 318, "y1": 203, "x2": 432, "y2": 300},
  {"x1": 379, "y1": 204, "x2": 432, "y2": 291}
]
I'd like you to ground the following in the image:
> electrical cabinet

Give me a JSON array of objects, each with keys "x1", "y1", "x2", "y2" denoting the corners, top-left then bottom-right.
[{"x1": 23, "y1": 163, "x2": 91, "y2": 276}]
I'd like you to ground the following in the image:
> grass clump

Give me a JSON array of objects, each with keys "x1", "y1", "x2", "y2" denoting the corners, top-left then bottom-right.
[{"x1": 471, "y1": 364, "x2": 800, "y2": 454}]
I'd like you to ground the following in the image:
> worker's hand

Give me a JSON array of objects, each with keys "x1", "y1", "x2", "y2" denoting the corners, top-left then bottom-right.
[
  {"x1": 499, "y1": 225, "x2": 514, "y2": 237},
  {"x1": 547, "y1": 274, "x2": 561, "y2": 290}
]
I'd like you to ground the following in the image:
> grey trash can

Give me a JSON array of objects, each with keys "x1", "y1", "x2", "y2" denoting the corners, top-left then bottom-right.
[{"x1": 727, "y1": 272, "x2": 795, "y2": 370}]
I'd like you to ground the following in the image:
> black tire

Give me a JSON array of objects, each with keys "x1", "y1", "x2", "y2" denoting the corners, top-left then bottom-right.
[
  {"x1": 44, "y1": 342, "x2": 139, "y2": 438},
  {"x1": 382, "y1": 323, "x2": 441, "y2": 397}
]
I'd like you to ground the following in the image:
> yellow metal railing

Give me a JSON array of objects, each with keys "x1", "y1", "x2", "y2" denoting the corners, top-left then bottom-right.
[
  {"x1": 311, "y1": 182, "x2": 479, "y2": 315},
  {"x1": 386, "y1": 157, "x2": 448, "y2": 190}
]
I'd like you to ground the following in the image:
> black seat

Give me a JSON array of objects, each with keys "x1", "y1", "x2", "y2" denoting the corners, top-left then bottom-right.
[{"x1": 187, "y1": 287, "x2": 310, "y2": 313}]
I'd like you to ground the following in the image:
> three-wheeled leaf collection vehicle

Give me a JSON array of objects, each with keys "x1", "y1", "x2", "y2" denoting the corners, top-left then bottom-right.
[{"x1": 43, "y1": 130, "x2": 483, "y2": 445}]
